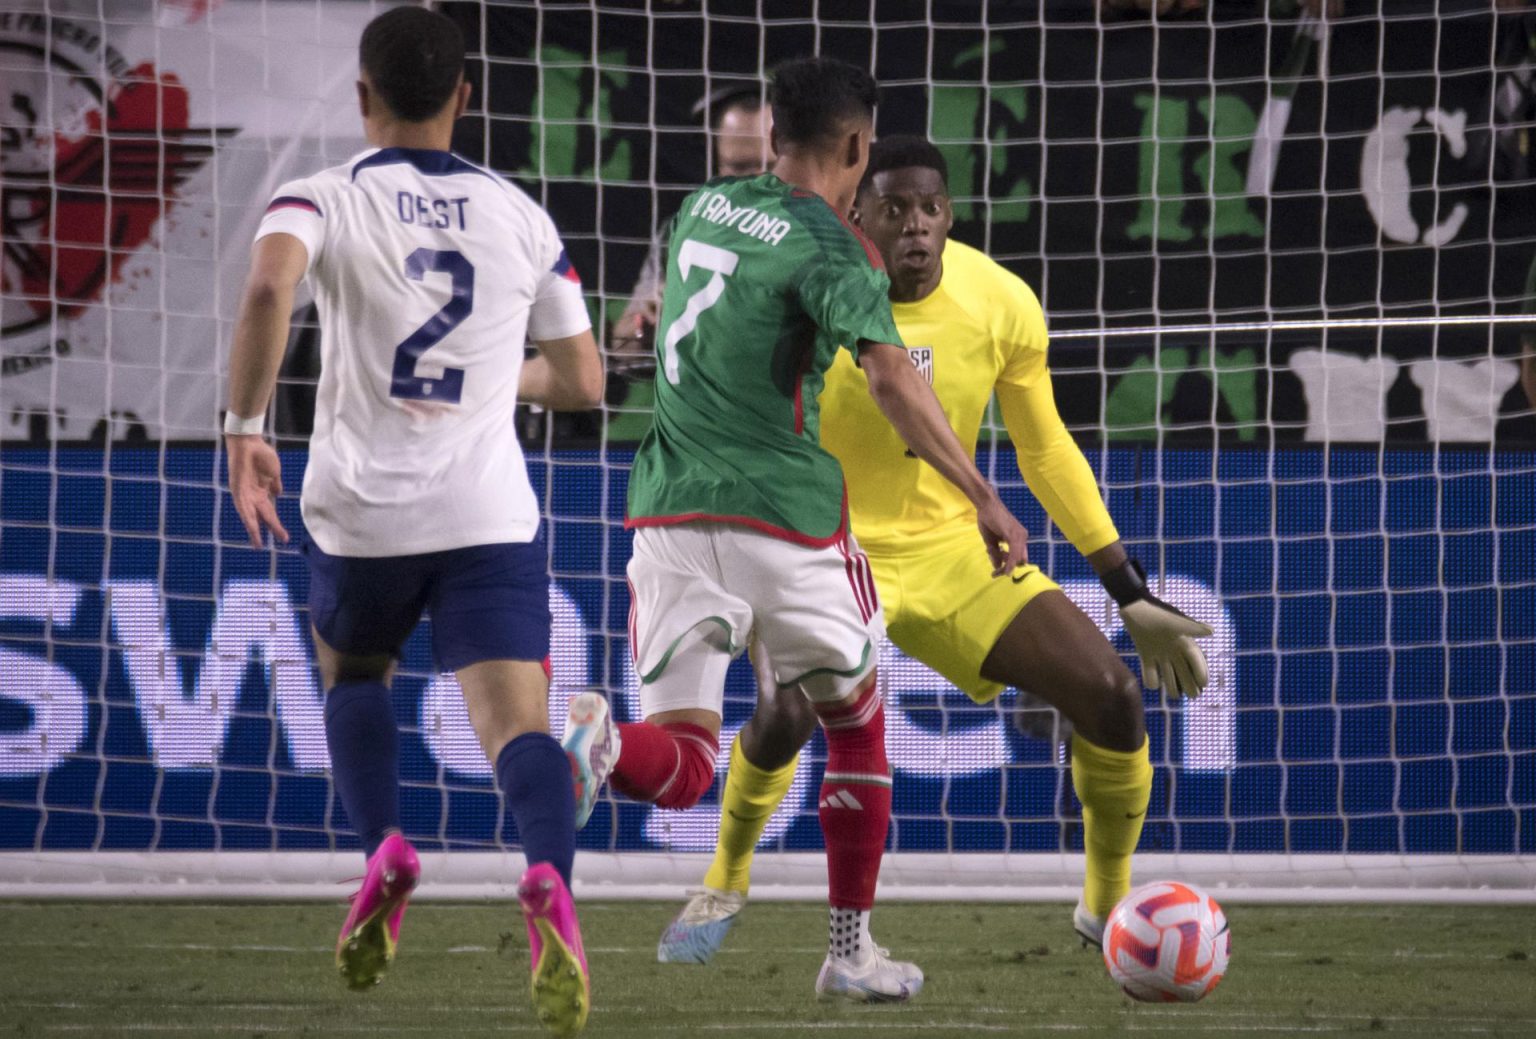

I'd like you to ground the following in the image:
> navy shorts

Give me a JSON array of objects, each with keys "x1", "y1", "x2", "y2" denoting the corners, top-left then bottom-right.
[{"x1": 305, "y1": 539, "x2": 551, "y2": 672}]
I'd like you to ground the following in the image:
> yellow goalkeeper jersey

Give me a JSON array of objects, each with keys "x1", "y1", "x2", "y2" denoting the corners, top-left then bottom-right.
[{"x1": 819, "y1": 237, "x2": 1120, "y2": 556}]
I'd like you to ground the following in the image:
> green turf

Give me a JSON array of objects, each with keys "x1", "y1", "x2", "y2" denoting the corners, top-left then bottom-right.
[{"x1": 0, "y1": 901, "x2": 1533, "y2": 1037}]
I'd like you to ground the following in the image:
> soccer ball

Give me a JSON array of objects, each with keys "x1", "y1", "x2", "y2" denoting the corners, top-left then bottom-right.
[{"x1": 1101, "y1": 881, "x2": 1230, "y2": 1003}]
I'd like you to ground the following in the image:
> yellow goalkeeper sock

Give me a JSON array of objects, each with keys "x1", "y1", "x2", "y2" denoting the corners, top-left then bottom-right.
[
  {"x1": 702, "y1": 735, "x2": 799, "y2": 895},
  {"x1": 1071, "y1": 733, "x2": 1153, "y2": 920}
]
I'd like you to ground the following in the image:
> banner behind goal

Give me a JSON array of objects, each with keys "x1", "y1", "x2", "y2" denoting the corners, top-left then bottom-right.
[{"x1": 1, "y1": 0, "x2": 1532, "y2": 900}]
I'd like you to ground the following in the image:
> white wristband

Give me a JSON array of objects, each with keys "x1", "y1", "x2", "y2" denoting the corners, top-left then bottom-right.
[{"x1": 223, "y1": 410, "x2": 265, "y2": 436}]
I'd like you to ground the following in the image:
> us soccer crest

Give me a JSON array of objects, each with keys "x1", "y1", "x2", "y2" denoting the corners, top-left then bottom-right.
[
  {"x1": 0, "y1": 11, "x2": 232, "y2": 342},
  {"x1": 907, "y1": 346, "x2": 934, "y2": 384}
]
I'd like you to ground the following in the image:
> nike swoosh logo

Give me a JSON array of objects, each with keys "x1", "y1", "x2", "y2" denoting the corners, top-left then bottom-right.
[{"x1": 1124, "y1": 810, "x2": 1146, "y2": 819}]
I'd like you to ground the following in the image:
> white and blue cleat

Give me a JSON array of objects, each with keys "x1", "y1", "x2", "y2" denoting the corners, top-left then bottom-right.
[
  {"x1": 562, "y1": 692, "x2": 621, "y2": 831},
  {"x1": 814, "y1": 946, "x2": 924, "y2": 1004},
  {"x1": 1073, "y1": 899, "x2": 1106, "y2": 949},
  {"x1": 657, "y1": 888, "x2": 747, "y2": 964}
]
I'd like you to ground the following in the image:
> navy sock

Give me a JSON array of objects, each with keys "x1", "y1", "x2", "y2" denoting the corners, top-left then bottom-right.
[
  {"x1": 496, "y1": 732, "x2": 577, "y2": 886},
  {"x1": 324, "y1": 680, "x2": 400, "y2": 859}
]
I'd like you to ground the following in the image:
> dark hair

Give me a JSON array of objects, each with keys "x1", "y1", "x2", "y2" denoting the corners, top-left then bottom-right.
[
  {"x1": 767, "y1": 56, "x2": 878, "y2": 149},
  {"x1": 359, "y1": 7, "x2": 466, "y2": 123},
  {"x1": 858, "y1": 135, "x2": 950, "y2": 195}
]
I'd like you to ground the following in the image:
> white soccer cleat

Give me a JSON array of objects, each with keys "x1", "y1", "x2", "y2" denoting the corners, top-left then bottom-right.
[
  {"x1": 1073, "y1": 899, "x2": 1106, "y2": 949},
  {"x1": 656, "y1": 887, "x2": 747, "y2": 964},
  {"x1": 562, "y1": 692, "x2": 621, "y2": 830},
  {"x1": 814, "y1": 945, "x2": 924, "y2": 1003}
]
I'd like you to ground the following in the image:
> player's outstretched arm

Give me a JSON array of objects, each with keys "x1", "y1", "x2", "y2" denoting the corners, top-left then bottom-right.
[
  {"x1": 860, "y1": 340, "x2": 1028, "y2": 576},
  {"x1": 995, "y1": 353, "x2": 1213, "y2": 696},
  {"x1": 224, "y1": 233, "x2": 306, "y2": 548},
  {"x1": 521, "y1": 330, "x2": 604, "y2": 410}
]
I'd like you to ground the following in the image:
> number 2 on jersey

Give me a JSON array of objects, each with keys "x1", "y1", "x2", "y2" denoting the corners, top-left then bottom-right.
[
  {"x1": 391, "y1": 248, "x2": 473, "y2": 403},
  {"x1": 660, "y1": 239, "x2": 739, "y2": 385}
]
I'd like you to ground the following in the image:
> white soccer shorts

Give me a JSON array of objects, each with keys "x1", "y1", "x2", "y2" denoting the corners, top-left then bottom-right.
[{"x1": 626, "y1": 521, "x2": 884, "y2": 718}]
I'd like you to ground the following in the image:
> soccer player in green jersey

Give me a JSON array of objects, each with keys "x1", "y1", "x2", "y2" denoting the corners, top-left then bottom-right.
[
  {"x1": 561, "y1": 57, "x2": 1029, "y2": 1003},
  {"x1": 657, "y1": 137, "x2": 1213, "y2": 969}
]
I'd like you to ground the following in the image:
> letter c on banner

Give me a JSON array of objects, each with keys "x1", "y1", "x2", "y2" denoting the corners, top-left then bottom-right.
[{"x1": 1360, "y1": 106, "x2": 1468, "y2": 246}]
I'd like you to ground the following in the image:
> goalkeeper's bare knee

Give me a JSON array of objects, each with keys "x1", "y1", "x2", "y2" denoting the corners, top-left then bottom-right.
[
  {"x1": 738, "y1": 687, "x2": 818, "y2": 771},
  {"x1": 1076, "y1": 668, "x2": 1146, "y2": 753}
]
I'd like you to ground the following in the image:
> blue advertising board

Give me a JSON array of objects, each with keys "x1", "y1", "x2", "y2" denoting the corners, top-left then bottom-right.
[{"x1": 0, "y1": 447, "x2": 1531, "y2": 856}]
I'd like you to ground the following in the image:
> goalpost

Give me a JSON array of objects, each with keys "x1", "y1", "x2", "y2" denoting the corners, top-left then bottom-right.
[{"x1": 1, "y1": 0, "x2": 1532, "y2": 903}]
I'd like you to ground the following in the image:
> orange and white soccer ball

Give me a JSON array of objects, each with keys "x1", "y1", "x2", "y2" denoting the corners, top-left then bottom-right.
[{"x1": 1102, "y1": 881, "x2": 1230, "y2": 1002}]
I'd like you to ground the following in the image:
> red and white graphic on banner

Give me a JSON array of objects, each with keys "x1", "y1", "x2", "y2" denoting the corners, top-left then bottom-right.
[{"x1": 0, "y1": 3, "x2": 384, "y2": 440}]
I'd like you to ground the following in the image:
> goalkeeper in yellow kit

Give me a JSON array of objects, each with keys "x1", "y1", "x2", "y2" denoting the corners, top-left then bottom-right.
[{"x1": 656, "y1": 136, "x2": 1214, "y2": 964}]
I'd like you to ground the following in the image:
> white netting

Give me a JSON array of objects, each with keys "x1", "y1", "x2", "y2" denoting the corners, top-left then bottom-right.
[{"x1": 1, "y1": 0, "x2": 1533, "y2": 899}]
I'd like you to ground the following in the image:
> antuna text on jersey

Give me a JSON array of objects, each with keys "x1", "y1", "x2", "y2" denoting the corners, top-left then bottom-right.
[{"x1": 689, "y1": 191, "x2": 791, "y2": 246}]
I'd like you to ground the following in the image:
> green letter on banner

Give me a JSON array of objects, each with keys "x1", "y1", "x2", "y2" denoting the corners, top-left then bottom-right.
[
  {"x1": 519, "y1": 45, "x2": 632, "y2": 182},
  {"x1": 1104, "y1": 346, "x2": 1260, "y2": 439},
  {"x1": 1128, "y1": 94, "x2": 1193, "y2": 242},
  {"x1": 930, "y1": 41, "x2": 1032, "y2": 225},
  {"x1": 1195, "y1": 95, "x2": 1263, "y2": 240}
]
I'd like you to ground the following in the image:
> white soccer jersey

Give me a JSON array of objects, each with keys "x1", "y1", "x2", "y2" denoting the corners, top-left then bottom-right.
[{"x1": 255, "y1": 147, "x2": 590, "y2": 557}]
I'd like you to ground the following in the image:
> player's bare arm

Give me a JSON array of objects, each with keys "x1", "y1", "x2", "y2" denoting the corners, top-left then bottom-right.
[
  {"x1": 224, "y1": 231, "x2": 307, "y2": 547},
  {"x1": 520, "y1": 330, "x2": 604, "y2": 409},
  {"x1": 860, "y1": 339, "x2": 1027, "y2": 576}
]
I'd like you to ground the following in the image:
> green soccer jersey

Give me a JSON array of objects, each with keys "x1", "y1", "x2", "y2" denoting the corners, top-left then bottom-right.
[{"x1": 626, "y1": 174, "x2": 903, "y2": 544}]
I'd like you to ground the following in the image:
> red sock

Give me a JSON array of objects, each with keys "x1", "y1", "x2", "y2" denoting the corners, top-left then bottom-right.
[
  {"x1": 814, "y1": 680, "x2": 892, "y2": 911},
  {"x1": 611, "y1": 722, "x2": 718, "y2": 809}
]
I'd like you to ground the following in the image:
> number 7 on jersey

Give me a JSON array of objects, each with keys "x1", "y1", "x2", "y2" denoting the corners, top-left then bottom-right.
[{"x1": 660, "y1": 239, "x2": 739, "y2": 385}]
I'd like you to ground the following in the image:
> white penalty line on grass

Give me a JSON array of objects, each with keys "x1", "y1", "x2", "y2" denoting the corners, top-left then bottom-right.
[
  {"x1": 706, "y1": 1027, "x2": 1508, "y2": 1036},
  {"x1": 26, "y1": 1025, "x2": 1510, "y2": 1036},
  {"x1": 14, "y1": 1002, "x2": 528, "y2": 1016},
  {"x1": 0, "y1": 940, "x2": 820, "y2": 955},
  {"x1": 1133, "y1": 1011, "x2": 1536, "y2": 1026},
  {"x1": 18, "y1": 1002, "x2": 1536, "y2": 1026},
  {"x1": 1, "y1": 1027, "x2": 1280, "y2": 1036},
  {"x1": 17, "y1": 1003, "x2": 1536, "y2": 1030},
  {"x1": 34, "y1": 1027, "x2": 543, "y2": 1035},
  {"x1": 6, "y1": 939, "x2": 1529, "y2": 963}
]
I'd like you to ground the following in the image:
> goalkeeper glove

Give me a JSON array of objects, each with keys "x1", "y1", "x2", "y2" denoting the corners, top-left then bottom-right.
[{"x1": 1101, "y1": 558, "x2": 1214, "y2": 698}]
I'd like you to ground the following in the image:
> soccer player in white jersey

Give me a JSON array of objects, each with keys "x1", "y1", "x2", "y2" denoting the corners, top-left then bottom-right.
[{"x1": 223, "y1": 9, "x2": 601, "y2": 1035}]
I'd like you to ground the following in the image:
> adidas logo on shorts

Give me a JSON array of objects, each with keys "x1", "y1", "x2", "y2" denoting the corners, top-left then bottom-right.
[{"x1": 819, "y1": 789, "x2": 864, "y2": 810}]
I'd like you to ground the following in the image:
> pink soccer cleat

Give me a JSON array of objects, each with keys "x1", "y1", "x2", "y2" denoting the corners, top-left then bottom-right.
[
  {"x1": 335, "y1": 832, "x2": 420, "y2": 990},
  {"x1": 517, "y1": 862, "x2": 590, "y2": 1036}
]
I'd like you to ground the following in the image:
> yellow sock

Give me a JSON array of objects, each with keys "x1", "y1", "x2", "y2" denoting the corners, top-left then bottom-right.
[
  {"x1": 702, "y1": 735, "x2": 799, "y2": 894},
  {"x1": 1071, "y1": 733, "x2": 1153, "y2": 919}
]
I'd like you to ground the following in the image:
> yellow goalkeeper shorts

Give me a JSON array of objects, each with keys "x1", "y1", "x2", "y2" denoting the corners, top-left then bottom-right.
[{"x1": 864, "y1": 519, "x2": 1060, "y2": 705}]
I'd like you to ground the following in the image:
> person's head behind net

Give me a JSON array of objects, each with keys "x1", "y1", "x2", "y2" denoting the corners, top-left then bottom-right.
[
  {"x1": 768, "y1": 56, "x2": 878, "y2": 157},
  {"x1": 696, "y1": 82, "x2": 774, "y2": 177},
  {"x1": 359, "y1": 7, "x2": 466, "y2": 123}
]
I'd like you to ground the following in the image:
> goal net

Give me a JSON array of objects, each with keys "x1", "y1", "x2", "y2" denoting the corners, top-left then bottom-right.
[{"x1": 1, "y1": 0, "x2": 1533, "y2": 902}]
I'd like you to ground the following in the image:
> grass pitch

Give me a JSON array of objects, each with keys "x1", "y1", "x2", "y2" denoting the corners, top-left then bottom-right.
[{"x1": 1, "y1": 900, "x2": 1533, "y2": 1037}]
